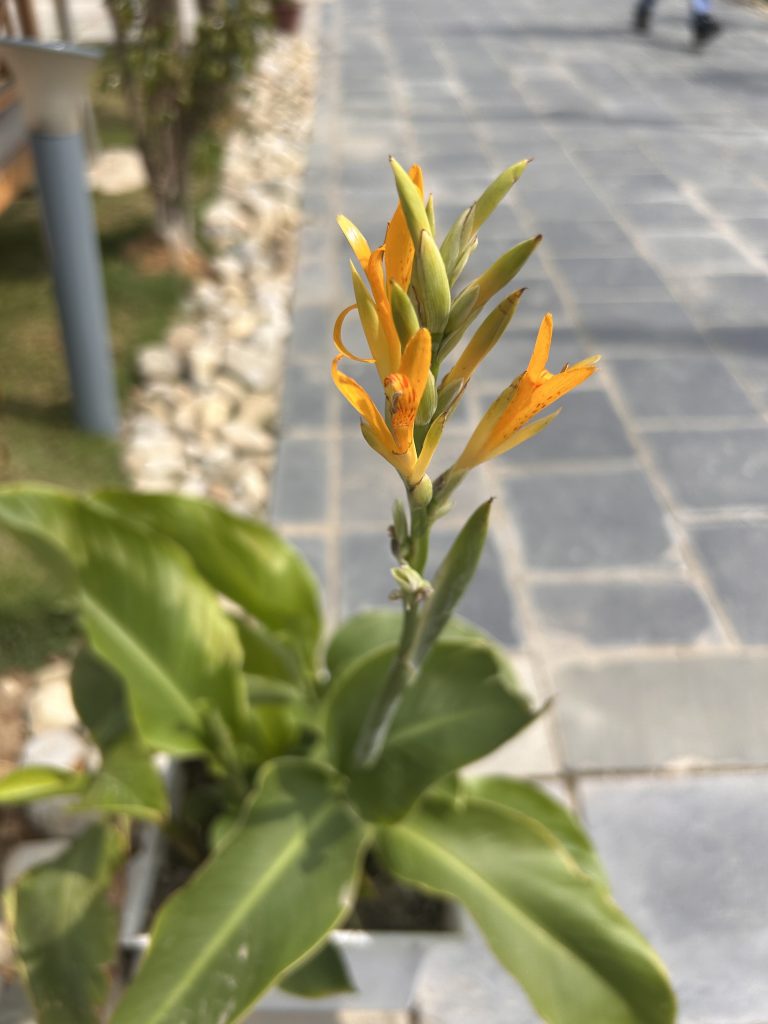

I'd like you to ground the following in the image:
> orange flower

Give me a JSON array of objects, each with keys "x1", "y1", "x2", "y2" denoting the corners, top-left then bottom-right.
[{"x1": 455, "y1": 314, "x2": 599, "y2": 469}]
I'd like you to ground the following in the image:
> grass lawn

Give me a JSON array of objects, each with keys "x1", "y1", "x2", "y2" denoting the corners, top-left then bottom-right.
[{"x1": 0, "y1": 66, "x2": 221, "y2": 673}]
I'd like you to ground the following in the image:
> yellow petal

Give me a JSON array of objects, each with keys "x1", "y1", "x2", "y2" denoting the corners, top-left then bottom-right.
[
  {"x1": 482, "y1": 409, "x2": 561, "y2": 463},
  {"x1": 365, "y1": 247, "x2": 402, "y2": 378},
  {"x1": 399, "y1": 327, "x2": 432, "y2": 407},
  {"x1": 337, "y1": 215, "x2": 372, "y2": 269},
  {"x1": 455, "y1": 374, "x2": 526, "y2": 471},
  {"x1": 361, "y1": 421, "x2": 417, "y2": 478},
  {"x1": 527, "y1": 313, "x2": 554, "y2": 380},
  {"x1": 333, "y1": 304, "x2": 375, "y2": 364},
  {"x1": 384, "y1": 164, "x2": 424, "y2": 291},
  {"x1": 332, "y1": 356, "x2": 394, "y2": 450}
]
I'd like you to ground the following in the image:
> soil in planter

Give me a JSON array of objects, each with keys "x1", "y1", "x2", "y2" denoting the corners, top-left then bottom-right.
[{"x1": 146, "y1": 764, "x2": 452, "y2": 933}]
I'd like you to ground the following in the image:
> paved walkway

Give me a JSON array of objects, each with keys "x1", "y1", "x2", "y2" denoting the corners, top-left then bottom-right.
[{"x1": 276, "y1": 0, "x2": 768, "y2": 1020}]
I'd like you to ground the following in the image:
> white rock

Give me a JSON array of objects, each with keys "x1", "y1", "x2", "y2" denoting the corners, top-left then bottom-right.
[
  {"x1": 88, "y1": 147, "x2": 147, "y2": 196},
  {"x1": 225, "y1": 343, "x2": 277, "y2": 391},
  {"x1": 227, "y1": 310, "x2": 258, "y2": 340},
  {"x1": 28, "y1": 670, "x2": 77, "y2": 734},
  {"x1": 239, "y1": 393, "x2": 280, "y2": 429},
  {"x1": 202, "y1": 197, "x2": 251, "y2": 248},
  {"x1": 238, "y1": 465, "x2": 269, "y2": 508},
  {"x1": 2, "y1": 838, "x2": 71, "y2": 890},
  {"x1": 220, "y1": 421, "x2": 275, "y2": 455},
  {"x1": 166, "y1": 323, "x2": 200, "y2": 352},
  {"x1": 186, "y1": 340, "x2": 223, "y2": 388},
  {"x1": 136, "y1": 345, "x2": 182, "y2": 384}
]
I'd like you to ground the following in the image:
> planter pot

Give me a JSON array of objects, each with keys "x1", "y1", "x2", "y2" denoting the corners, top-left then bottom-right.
[
  {"x1": 272, "y1": 1, "x2": 302, "y2": 33},
  {"x1": 121, "y1": 812, "x2": 460, "y2": 1024}
]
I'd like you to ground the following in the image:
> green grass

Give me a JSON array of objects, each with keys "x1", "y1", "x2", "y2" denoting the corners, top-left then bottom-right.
[{"x1": 0, "y1": 69, "x2": 222, "y2": 673}]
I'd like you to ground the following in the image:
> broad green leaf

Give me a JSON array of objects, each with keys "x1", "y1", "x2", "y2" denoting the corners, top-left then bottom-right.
[
  {"x1": 71, "y1": 648, "x2": 132, "y2": 750},
  {"x1": 414, "y1": 500, "x2": 492, "y2": 662},
  {"x1": 280, "y1": 942, "x2": 354, "y2": 997},
  {"x1": 377, "y1": 791, "x2": 676, "y2": 1024},
  {"x1": 111, "y1": 759, "x2": 369, "y2": 1024},
  {"x1": 326, "y1": 638, "x2": 535, "y2": 821},
  {"x1": 96, "y1": 492, "x2": 322, "y2": 666},
  {"x1": 325, "y1": 610, "x2": 491, "y2": 679},
  {"x1": 465, "y1": 775, "x2": 609, "y2": 888},
  {"x1": 77, "y1": 738, "x2": 168, "y2": 822},
  {"x1": 76, "y1": 506, "x2": 247, "y2": 757},
  {"x1": 234, "y1": 617, "x2": 303, "y2": 686},
  {"x1": 7, "y1": 823, "x2": 126, "y2": 1024},
  {"x1": 0, "y1": 488, "x2": 248, "y2": 757},
  {"x1": 0, "y1": 766, "x2": 86, "y2": 804}
]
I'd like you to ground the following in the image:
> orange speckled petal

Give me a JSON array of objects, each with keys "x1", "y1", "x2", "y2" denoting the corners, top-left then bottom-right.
[
  {"x1": 399, "y1": 327, "x2": 432, "y2": 406},
  {"x1": 384, "y1": 164, "x2": 424, "y2": 291}
]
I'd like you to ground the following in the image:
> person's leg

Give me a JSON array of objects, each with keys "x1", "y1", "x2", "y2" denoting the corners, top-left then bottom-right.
[
  {"x1": 633, "y1": 0, "x2": 656, "y2": 31},
  {"x1": 690, "y1": 0, "x2": 721, "y2": 45}
]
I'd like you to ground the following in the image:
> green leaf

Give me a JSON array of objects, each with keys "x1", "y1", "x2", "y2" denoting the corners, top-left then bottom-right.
[
  {"x1": 326, "y1": 638, "x2": 535, "y2": 821},
  {"x1": 465, "y1": 776, "x2": 610, "y2": 888},
  {"x1": 377, "y1": 791, "x2": 676, "y2": 1024},
  {"x1": 0, "y1": 488, "x2": 248, "y2": 757},
  {"x1": 390, "y1": 281, "x2": 421, "y2": 347},
  {"x1": 472, "y1": 159, "x2": 530, "y2": 232},
  {"x1": 111, "y1": 759, "x2": 369, "y2": 1024},
  {"x1": 326, "y1": 609, "x2": 489, "y2": 679},
  {"x1": 95, "y1": 492, "x2": 322, "y2": 668},
  {"x1": 472, "y1": 234, "x2": 542, "y2": 308},
  {"x1": 0, "y1": 766, "x2": 86, "y2": 804},
  {"x1": 71, "y1": 649, "x2": 132, "y2": 750},
  {"x1": 77, "y1": 738, "x2": 168, "y2": 822},
  {"x1": 414, "y1": 500, "x2": 492, "y2": 661},
  {"x1": 234, "y1": 617, "x2": 303, "y2": 686},
  {"x1": 7, "y1": 823, "x2": 126, "y2": 1024},
  {"x1": 280, "y1": 942, "x2": 354, "y2": 997},
  {"x1": 76, "y1": 506, "x2": 247, "y2": 757}
]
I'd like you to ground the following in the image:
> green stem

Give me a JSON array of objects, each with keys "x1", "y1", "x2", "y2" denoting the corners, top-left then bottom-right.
[
  {"x1": 409, "y1": 502, "x2": 429, "y2": 572},
  {"x1": 353, "y1": 596, "x2": 420, "y2": 769}
]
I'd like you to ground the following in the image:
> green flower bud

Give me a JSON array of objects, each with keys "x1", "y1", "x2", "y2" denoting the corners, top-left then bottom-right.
[{"x1": 411, "y1": 230, "x2": 452, "y2": 334}]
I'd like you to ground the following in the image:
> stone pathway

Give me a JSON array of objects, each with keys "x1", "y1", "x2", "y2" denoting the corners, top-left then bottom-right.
[{"x1": 275, "y1": 0, "x2": 768, "y2": 1020}]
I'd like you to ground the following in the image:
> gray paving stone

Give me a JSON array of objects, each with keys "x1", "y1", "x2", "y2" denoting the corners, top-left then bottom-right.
[
  {"x1": 340, "y1": 528, "x2": 521, "y2": 647},
  {"x1": 271, "y1": 438, "x2": 328, "y2": 525},
  {"x1": 555, "y1": 655, "x2": 768, "y2": 772},
  {"x1": 609, "y1": 354, "x2": 757, "y2": 419},
  {"x1": 577, "y1": 299, "x2": 705, "y2": 351},
  {"x1": 615, "y1": 200, "x2": 715, "y2": 234},
  {"x1": 538, "y1": 219, "x2": 637, "y2": 258},
  {"x1": 553, "y1": 256, "x2": 669, "y2": 300},
  {"x1": 672, "y1": 274, "x2": 768, "y2": 327},
  {"x1": 645, "y1": 427, "x2": 768, "y2": 509},
  {"x1": 728, "y1": 216, "x2": 768, "y2": 255},
  {"x1": 500, "y1": 390, "x2": 635, "y2": 465},
  {"x1": 503, "y1": 469, "x2": 673, "y2": 570},
  {"x1": 279, "y1": 361, "x2": 332, "y2": 433},
  {"x1": 693, "y1": 520, "x2": 768, "y2": 644},
  {"x1": 531, "y1": 580, "x2": 716, "y2": 646},
  {"x1": 640, "y1": 234, "x2": 752, "y2": 274},
  {"x1": 579, "y1": 774, "x2": 768, "y2": 1024}
]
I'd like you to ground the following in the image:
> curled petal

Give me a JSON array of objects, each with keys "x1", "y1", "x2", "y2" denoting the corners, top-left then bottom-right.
[
  {"x1": 384, "y1": 373, "x2": 418, "y2": 454},
  {"x1": 337, "y1": 215, "x2": 372, "y2": 269},
  {"x1": 333, "y1": 305, "x2": 375, "y2": 363}
]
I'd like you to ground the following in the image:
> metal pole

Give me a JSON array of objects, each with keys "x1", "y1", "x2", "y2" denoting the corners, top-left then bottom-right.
[{"x1": 31, "y1": 129, "x2": 119, "y2": 434}]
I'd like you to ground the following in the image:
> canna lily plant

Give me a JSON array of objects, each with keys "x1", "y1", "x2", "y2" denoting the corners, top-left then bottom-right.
[{"x1": 0, "y1": 159, "x2": 675, "y2": 1024}]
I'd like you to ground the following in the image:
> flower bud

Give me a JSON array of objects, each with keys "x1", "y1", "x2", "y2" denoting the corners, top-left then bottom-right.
[
  {"x1": 412, "y1": 230, "x2": 452, "y2": 335},
  {"x1": 416, "y1": 372, "x2": 437, "y2": 426},
  {"x1": 410, "y1": 474, "x2": 433, "y2": 508}
]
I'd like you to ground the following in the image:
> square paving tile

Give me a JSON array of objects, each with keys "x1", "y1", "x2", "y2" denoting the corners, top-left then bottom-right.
[
  {"x1": 503, "y1": 469, "x2": 673, "y2": 570},
  {"x1": 553, "y1": 256, "x2": 668, "y2": 300},
  {"x1": 340, "y1": 527, "x2": 521, "y2": 647},
  {"x1": 271, "y1": 438, "x2": 328, "y2": 525},
  {"x1": 538, "y1": 219, "x2": 637, "y2": 258},
  {"x1": 609, "y1": 355, "x2": 757, "y2": 419},
  {"x1": 531, "y1": 580, "x2": 717, "y2": 646},
  {"x1": 577, "y1": 299, "x2": 705, "y2": 352},
  {"x1": 693, "y1": 520, "x2": 768, "y2": 644},
  {"x1": 640, "y1": 234, "x2": 752, "y2": 275},
  {"x1": 672, "y1": 274, "x2": 768, "y2": 327},
  {"x1": 555, "y1": 655, "x2": 768, "y2": 772},
  {"x1": 579, "y1": 774, "x2": 768, "y2": 1023},
  {"x1": 644, "y1": 427, "x2": 768, "y2": 509}
]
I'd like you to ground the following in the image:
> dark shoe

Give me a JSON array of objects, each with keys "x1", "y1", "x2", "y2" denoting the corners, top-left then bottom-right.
[
  {"x1": 692, "y1": 13, "x2": 721, "y2": 46},
  {"x1": 633, "y1": 1, "x2": 651, "y2": 31}
]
